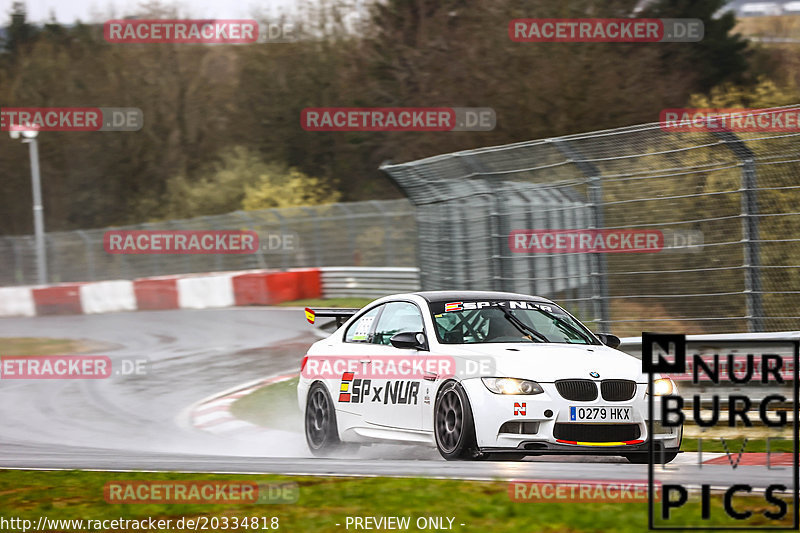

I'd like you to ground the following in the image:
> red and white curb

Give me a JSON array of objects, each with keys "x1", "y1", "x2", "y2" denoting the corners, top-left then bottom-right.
[
  {"x1": 0, "y1": 268, "x2": 322, "y2": 317},
  {"x1": 701, "y1": 452, "x2": 794, "y2": 466},
  {"x1": 182, "y1": 373, "x2": 299, "y2": 437}
]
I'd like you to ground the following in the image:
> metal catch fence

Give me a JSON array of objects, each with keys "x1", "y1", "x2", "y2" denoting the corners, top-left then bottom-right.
[
  {"x1": 0, "y1": 199, "x2": 417, "y2": 286},
  {"x1": 381, "y1": 106, "x2": 800, "y2": 335}
]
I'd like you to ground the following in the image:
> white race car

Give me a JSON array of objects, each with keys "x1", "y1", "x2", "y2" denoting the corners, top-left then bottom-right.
[{"x1": 298, "y1": 291, "x2": 682, "y2": 462}]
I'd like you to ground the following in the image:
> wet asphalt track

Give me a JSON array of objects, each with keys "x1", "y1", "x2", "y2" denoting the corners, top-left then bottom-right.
[{"x1": 0, "y1": 308, "x2": 793, "y2": 488}]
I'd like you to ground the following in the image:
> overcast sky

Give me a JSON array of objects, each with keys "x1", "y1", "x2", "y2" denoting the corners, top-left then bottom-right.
[{"x1": 0, "y1": 0, "x2": 301, "y2": 24}]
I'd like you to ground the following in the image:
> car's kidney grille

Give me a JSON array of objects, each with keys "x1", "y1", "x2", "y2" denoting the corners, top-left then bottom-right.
[
  {"x1": 555, "y1": 379, "x2": 598, "y2": 401},
  {"x1": 554, "y1": 423, "x2": 641, "y2": 443},
  {"x1": 600, "y1": 380, "x2": 636, "y2": 401}
]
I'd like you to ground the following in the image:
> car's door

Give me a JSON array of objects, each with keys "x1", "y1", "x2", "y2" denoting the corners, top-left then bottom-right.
[
  {"x1": 362, "y1": 301, "x2": 427, "y2": 430},
  {"x1": 332, "y1": 304, "x2": 384, "y2": 418}
]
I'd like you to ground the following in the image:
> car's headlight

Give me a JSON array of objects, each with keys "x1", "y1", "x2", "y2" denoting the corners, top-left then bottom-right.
[
  {"x1": 647, "y1": 377, "x2": 675, "y2": 396},
  {"x1": 481, "y1": 377, "x2": 543, "y2": 395}
]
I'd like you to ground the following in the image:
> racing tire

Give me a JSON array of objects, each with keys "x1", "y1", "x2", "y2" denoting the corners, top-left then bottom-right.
[
  {"x1": 434, "y1": 381, "x2": 484, "y2": 460},
  {"x1": 624, "y1": 450, "x2": 679, "y2": 464},
  {"x1": 305, "y1": 382, "x2": 342, "y2": 456}
]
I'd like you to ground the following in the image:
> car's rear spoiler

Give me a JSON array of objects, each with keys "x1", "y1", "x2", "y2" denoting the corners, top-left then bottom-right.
[{"x1": 305, "y1": 307, "x2": 360, "y2": 327}]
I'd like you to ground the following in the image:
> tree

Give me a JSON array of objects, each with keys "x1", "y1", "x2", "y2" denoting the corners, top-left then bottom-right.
[
  {"x1": 639, "y1": 0, "x2": 751, "y2": 92},
  {"x1": 4, "y1": 2, "x2": 38, "y2": 55}
]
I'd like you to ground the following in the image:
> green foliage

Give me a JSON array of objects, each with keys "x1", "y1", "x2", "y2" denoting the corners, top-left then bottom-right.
[
  {"x1": 138, "y1": 147, "x2": 340, "y2": 220},
  {"x1": 243, "y1": 168, "x2": 342, "y2": 211},
  {"x1": 689, "y1": 76, "x2": 800, "y2": 108}
]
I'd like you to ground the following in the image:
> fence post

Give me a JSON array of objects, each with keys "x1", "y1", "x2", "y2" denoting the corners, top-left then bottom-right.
[
  {"x1": 516, "y1": 189, "x2": 539, "y2": 297},
  {"x1": 139, "y1": 222, "x2": 163, "y2": 277},
  {"x1": 407, "y1": 168, "x2": 434, "y2": 290},
  {"x1": 272, "y1": 210, "x2": 290, "y2": 271},
  {"x1": 461, "y1": 154, "x2": 509, "y2": 292},
  {"x1": 11, "y1": 238, "x2": 23, "y2": 284},
  {"x1": 301, "y1": 207, "x2": 323, "y2": 267},
  {"x1": 235, "y1": 211, "x2": 267, "y2": 270},
  {"x1": 714, "y1": 131, "x2": 763, "y2": 332},
  {"x1": 552, "y1": 139, "x2": 610, "y2": 332},
  {"x1": 335, "y1": 203, "x2": 358, "y2": 265},
  {"x1": 76, "y1": 230, "x2": 96, "y2": 281},
  {"x1": 199, "y1": 216, "x2": 223, "y2": 272},
  {"x1": 370, "y1": 200, "x2": 395, "y2": 267}
]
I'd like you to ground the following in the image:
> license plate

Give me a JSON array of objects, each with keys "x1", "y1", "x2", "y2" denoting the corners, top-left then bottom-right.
[{"x1": 569, "y1": 406, "x2": 631, "y2": 422}]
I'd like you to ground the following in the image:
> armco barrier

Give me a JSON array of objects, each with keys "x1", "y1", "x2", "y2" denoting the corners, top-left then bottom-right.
[
  {"x1": 32, "y1": 284, "x2": 84, "y2": 315},
  {"x1": 321, "y1": 267, "x2": 420, "y2": 298}
]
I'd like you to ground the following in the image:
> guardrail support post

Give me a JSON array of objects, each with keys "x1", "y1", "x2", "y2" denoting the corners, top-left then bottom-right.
[
  {"x1": 714, "y1": 131, "x2": 763, "y2": 332},
  {"x1": 553, "y1": 139, "x2": 610, "y2": 332}
]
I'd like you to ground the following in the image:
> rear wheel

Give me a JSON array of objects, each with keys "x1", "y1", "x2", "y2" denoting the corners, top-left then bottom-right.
[
  {"x1": 305, "y1": 383, "x2": 341, "y2": 455},
  {"x1": 434, "y1": 382, "x2": 484, "y2": 460}
]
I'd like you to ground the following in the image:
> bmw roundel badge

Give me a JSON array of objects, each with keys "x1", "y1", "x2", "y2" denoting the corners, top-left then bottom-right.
[{"x1": 589, "y1": 371, "x2": 600, "y2": 378}]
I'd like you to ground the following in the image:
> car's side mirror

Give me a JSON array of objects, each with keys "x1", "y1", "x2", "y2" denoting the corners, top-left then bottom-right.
[
  {"x1": 596, "y1": 333, "x2": 621, "y2": 349},
  {"x1": 390, "y1": 331, "x2": 426, "y2": 350}
]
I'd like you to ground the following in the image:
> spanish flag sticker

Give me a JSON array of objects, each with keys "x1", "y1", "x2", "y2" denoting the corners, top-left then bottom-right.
[{"x1": 305, "y1": 307, "x2": 316, "y2": 324}]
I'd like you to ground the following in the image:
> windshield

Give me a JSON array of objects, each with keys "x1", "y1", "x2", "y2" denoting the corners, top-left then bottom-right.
[{"x1": 429, "y1": 300, "x2": 599, "y2": 345}]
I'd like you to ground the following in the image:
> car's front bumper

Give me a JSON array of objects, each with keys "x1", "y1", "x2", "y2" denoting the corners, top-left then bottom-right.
[{"x1": 461, "y1": 378, "x2": 682, "y2": 453}]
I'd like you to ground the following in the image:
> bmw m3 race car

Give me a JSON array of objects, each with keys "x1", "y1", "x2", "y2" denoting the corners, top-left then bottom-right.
[{"x1": 298, "y1": 291, "x2": 682, "y2": 462}]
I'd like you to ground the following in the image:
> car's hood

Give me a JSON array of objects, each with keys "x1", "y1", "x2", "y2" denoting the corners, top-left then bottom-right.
[{"x1": 442, "y1": 343, "x2": 647, "y2": 382}]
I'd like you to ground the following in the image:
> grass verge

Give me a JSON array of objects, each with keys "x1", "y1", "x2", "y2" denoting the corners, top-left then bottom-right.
[
  {"x1": 0, "y1": 470, "x2": 793, "y2": 532},
  {"x1": 681, "y1": 436, "x2": 794, "y2": 453},
  {"x1": 229, "y1": 377, "x2": 301, "y2": 432}
]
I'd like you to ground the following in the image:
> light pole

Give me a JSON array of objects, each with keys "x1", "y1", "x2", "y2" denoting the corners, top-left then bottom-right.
[{"x1": 9, "y1": 128, "x2": 47, "y2": 285}]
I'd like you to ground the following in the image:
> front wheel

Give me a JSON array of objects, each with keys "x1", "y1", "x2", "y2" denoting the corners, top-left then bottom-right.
[
  {"x1": 434, "y1": 382, "x2": 483, "y2": 460},
  {"x1": 305, "y1": 383, "x2": 341, "y2": 455}
]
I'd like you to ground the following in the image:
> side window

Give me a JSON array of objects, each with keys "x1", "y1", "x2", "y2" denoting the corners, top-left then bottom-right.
[
  {"x1": 344, "y1": 305, "x2": 382, "y2": 343},
  {"x1": 372, "y1": 302, "x2": 424, "y2": 346}
]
